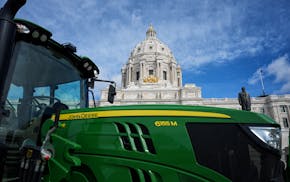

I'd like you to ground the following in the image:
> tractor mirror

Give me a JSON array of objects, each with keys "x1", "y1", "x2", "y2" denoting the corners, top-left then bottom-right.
[{"x1": 108, "y1": 84, "x2": 116, "y2": 104}]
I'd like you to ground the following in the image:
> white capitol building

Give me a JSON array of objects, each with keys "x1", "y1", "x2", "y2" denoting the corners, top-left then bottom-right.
[{"x1": 99, "y1": 25, "x2": 290, "y2": 158}]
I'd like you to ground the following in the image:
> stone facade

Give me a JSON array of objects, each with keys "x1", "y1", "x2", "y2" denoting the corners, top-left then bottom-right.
[{"x1": 99, "y1": 25, "x2": 290, "y2": 159}]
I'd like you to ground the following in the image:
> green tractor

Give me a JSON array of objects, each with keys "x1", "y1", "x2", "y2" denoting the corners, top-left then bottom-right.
[{"x1": 0, "y1": 0, "x2": 287, "y2": 181}]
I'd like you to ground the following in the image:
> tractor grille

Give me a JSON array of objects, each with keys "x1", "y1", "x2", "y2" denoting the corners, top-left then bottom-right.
[
  {"x1": 115, "y1": 122, "x2": 156, "y2": 154},
  {"x1": 129, "y1": 168, "x2": 162, "y2": 182}
]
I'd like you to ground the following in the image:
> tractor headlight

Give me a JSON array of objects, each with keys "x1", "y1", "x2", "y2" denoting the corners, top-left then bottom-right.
[
  {"x1": 16, "y1": 23, "x2": 30, "y2": 34},
  {"x1": 31, "y1": 30, "x2": 40, "y2": 38},
  {"x1": 249, "y1": 126, "x2": 281, "y2": 151}
]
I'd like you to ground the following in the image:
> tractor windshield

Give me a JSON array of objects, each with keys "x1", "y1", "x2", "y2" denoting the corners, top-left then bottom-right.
[{"x1": 1, "y1": 40, "x2": 86, "y2": 131}]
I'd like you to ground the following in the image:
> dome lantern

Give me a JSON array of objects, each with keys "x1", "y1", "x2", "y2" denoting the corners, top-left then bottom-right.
[{"x1": 146, "y1": 24, "x2": 156, "y2": 39}]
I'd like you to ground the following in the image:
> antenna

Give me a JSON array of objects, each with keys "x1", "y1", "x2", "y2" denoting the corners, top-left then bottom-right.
[{"x1": 259, "y1": 68, "x2": 266, "y2": 96}]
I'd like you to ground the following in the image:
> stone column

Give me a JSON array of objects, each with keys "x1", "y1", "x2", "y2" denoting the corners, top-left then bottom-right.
[
  {"x1": 121, "y1": 68, "x2": 126, "y2": 88},
  {"x1": 177, "y1": 65, "x2": 182, "y2": 87},
  {"x1": 170, "y1": 63, "x2": 175, "y2": 84},
  {"x1": 156, "y1": 61, "x2": 160, "y2": 78},
  {"x1": 126, "y1": 66, "x2": 129, "y2": 86},
  {"x1": 142, "y1": 62, "x2": 145, "y2": 81},
  {"x1": 130, "y1": 66, "x2": 133, "y2": 82},
  {"x1": 140, "y1": 62, "x2": 143, "y2": 80},
  {"x1": 128, "y1": 65, "x2": 132, "y2": 84},
  {"x1": 173, "y1": 65, "x2": 177, "y2": 86}
]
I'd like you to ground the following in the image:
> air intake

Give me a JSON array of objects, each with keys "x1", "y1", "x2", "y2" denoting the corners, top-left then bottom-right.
[
  {"x1": 115, "y1": 122, "x2": 156, "y2": 154},
  {"x1": 129, "y1": 168, "x2": 162, "y2": 182}
]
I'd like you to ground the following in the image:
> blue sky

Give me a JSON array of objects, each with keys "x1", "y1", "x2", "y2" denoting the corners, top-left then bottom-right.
[{"x1": 2, "y1": 0, "x2": 290, "y2": 98}]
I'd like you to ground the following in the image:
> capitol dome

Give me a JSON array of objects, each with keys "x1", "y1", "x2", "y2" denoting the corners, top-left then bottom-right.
[
  {"x1": 130, "y1": 25, "x2": 175, "y2": 61},
  {"x1": 121, "y1": 25, "x2": 182, "y2": 89}
]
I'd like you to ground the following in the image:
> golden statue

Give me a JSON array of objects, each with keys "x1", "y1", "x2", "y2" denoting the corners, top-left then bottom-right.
[{"x1": 143, "y1": 75, "x2": 158, "y2": 83}]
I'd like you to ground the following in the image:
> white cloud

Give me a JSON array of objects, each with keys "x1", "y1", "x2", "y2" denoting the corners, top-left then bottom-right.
[
  {"x1": 249, "y1": 54, "x2": 290, "y2": 94},
  {"x1": 267, "y1": 55, "x2": 290, "y2": 82},
  {"x1": 280, "y1": 82, "x2": 290, "y2": 94},
  {"x1": 248, "y1": 68, "x2": 263, "y2": 85},
  {"x1": 266, "y1": 54, "x2": 290, "y2": 93}
]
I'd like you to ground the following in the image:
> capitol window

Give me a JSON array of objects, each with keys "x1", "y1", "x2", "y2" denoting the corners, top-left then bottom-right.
[
  {"x1": 283, "y1": 118, "x2": 289, "y2": 128},
  {"x1": 136, "y1": 71, "x2": 140, "y2": 81},
  {"x1": 163, "y1": 71, "x2": 167, "y2": 80},
  {"x1": 149, "y1": 69, "x2": 153, "y2": 75},
  {"x1": 260, "y1": 107, "x2": 265, "y2": 113},
  {"x1": 280, "y1": 105, "x2": 287, "y2": 112}
]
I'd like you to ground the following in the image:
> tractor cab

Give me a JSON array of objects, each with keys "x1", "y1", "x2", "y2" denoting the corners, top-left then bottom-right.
[
  {"x1": 0, "y1": 19, "x2": 114, "y2": 181},
  {"x1": 1, "y1": 19, "x2": 97, "y2": 134}
]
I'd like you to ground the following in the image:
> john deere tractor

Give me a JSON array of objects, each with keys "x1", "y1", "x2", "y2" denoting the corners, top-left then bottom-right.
[{"x1": 0, "y1": 0, "x2": 287, "y2": 181}]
